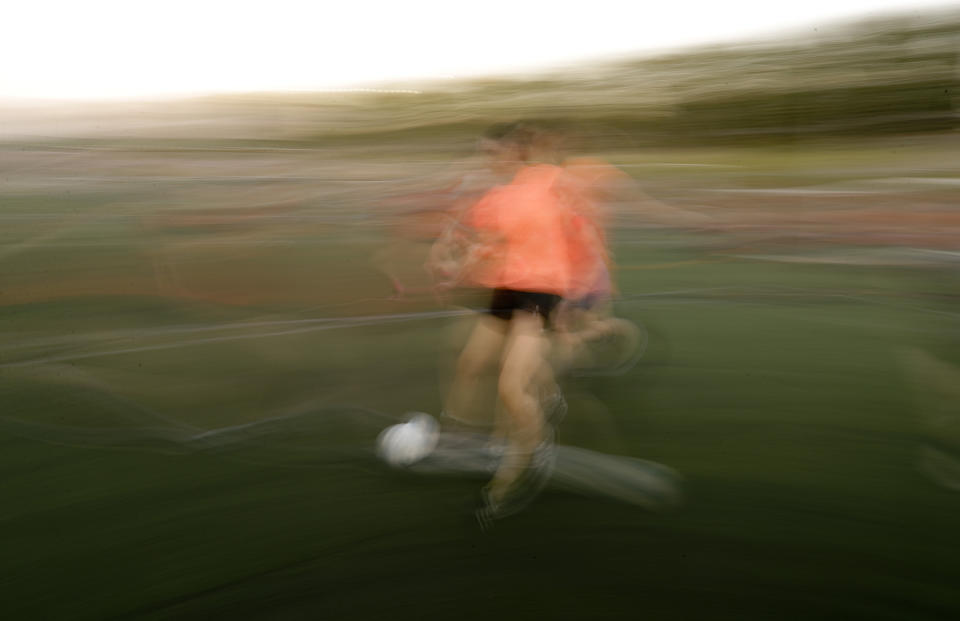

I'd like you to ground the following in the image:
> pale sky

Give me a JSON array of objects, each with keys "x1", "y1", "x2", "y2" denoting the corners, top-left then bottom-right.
[{"x1": 1, "y1": 0, "x2": 950, "y2": 100}]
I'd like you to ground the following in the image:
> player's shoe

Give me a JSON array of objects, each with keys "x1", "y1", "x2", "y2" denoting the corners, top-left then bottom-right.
[{"x1": 473, "y1": 431, "x2": 557, "y2": 530}]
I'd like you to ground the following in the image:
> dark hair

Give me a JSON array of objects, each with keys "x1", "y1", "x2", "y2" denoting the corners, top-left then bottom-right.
[
  {"x1": 480, "y1": 121, "x2": 540, "y2": 162},
  {"x1": 484, "y1": 121, "x2": 536, "y2": 143}
]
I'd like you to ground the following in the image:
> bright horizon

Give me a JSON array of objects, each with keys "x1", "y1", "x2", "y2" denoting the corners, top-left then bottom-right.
[{"x1": 2, "y1": 0, "x2": 952, "y2": 101}]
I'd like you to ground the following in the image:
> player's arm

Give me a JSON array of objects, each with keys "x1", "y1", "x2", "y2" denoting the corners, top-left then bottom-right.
[{"x1": 427, "y1": 200, "x2": 503, "y2": 288}]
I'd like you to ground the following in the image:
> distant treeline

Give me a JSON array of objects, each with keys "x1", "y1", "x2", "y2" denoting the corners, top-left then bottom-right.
[
  {"x1": 7, "y1": 9, "x2": 954, "y2": 149},
  {"x1": 298, "y1": 9, "x2": 958, "y2": 148}
]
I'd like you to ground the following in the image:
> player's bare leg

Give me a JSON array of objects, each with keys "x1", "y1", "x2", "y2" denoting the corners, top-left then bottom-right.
[
  {"x1": 485, "y1": 309, "x2": 554, "y2": 509},
  {"x1": 443, "y1": 314, "x2": 507, "y2": 429},
  {"x1": 555, "y1": 304, "x2": 642, "y2": 376}
]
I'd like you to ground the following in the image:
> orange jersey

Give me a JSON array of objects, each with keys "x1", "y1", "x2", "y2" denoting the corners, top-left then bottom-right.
[{"x1": 466, "y1": 164, "x2": 587, "y2": 296}]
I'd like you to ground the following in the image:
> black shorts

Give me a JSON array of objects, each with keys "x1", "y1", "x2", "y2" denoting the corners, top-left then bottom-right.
[{"x1": 488, "y1": 288, "x2": 562, "y2": 322}]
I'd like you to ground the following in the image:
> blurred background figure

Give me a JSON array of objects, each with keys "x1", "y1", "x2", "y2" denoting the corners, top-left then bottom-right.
[{"x1": 530, "y1": 123, "x2": 707, "y2": 376}]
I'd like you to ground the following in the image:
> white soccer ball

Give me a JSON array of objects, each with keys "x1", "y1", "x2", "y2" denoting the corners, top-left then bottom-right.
[{"x1": 376, "y1": 413, "x2": 439, "y2": 467}]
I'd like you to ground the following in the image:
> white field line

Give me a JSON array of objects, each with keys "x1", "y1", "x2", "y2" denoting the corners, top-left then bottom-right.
[{"x1": 0, "y1": 308, "x2": 472, "y2": 369}]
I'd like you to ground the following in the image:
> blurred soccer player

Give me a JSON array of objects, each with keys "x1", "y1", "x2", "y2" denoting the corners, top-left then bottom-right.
[{"x1": 430, "y1": 123, "x2": 585, "y2": 523}]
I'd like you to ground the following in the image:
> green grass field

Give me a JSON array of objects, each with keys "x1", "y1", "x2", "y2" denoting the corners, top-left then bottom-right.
[{"x1": 2, "y1": 137, "x2": 959, "y2": 619}]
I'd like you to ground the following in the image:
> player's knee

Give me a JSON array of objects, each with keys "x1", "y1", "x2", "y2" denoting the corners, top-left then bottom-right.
[
  {"x1": 497, "y1": 378, "x2": 522, "y2": 409},
  {"x1": 497, "y1": 378, "x2": 538, "y2": 419}
]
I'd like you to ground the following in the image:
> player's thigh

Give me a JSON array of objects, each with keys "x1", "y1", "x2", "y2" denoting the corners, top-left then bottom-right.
[
  {"x1": 499, "y1": 310, "x2": 548, "y2": 398},
  {"x1": 456, "y1": 313, "x2": 508, "y2": 376}
]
